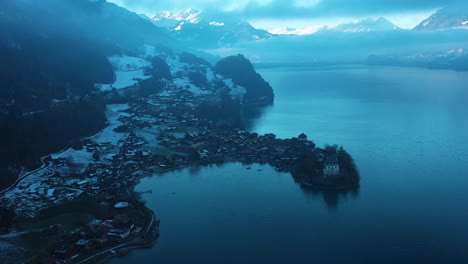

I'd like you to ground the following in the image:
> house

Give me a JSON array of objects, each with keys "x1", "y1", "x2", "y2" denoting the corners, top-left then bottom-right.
[
  {"x1": 75, "y1": 239, "x2": 93, "y2": 250},
  {"x1": 77, "y1": 180, "x2": 89, "y2": 187},
  {"x1": 108, "y1": 228, "x2": 131, "y2": 240},
  {"x1": 46, "y1": 188, "x2": 56, "y2": 197},
  {"x1": 88, "y1": 219, "x2": 103, "y2": 230},
  {"x1": 97, "y1": 232, "x2": 108, "y2": 244},
  {"x1": 99, "y1": 219, "x2": 114, "y2": 230},
  {"x1": 323, "y1": 156, "x2": 340, "y2": 176},
  {"x1": 298, "y1": 133, "x2": 308, "y2": 141},
  {"x1": 132, "y1": 226, "x2": 143, "y2": 235},
  {"x1": 54, "y1": 246, "x2": 80, "y2": 261},
  {"x1": 114, "y1": 201, "x2": 130, "y2": 209}
]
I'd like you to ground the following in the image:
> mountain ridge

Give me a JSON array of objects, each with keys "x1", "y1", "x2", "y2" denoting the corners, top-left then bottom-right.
[
  {"x1": 149, "y1": 8, "x2": 272, "y2": 48},
  {"x1": 414, "y1": 5, "x2": 468, "y2": 31},
  {"x1": 325, "y1": 17, "x2": 401, "y2": 33}
]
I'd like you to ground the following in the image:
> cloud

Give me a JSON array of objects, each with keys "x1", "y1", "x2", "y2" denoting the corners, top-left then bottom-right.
[
  {"x1": 225, "y1": 0, "x2": 467, "y2": 19},
  {"x1": 302, "y1": 0, "x2": 466, "y2": 16},
  {"x1": 106, "y1": 0, "x2": 260, "y2": 14},
  {"x1": 108, "y1": 0, "x2": 466, "y2": 19}
]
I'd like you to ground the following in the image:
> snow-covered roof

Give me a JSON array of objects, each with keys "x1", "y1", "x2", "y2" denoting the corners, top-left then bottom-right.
[{"x1": 114, "y1": 202, "x2": 130, "y2": 209}]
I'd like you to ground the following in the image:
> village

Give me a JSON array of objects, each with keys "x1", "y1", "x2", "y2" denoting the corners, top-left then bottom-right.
[
  {"x1": 0, "y1": 54, "x2": 357, "y2": 263},
  {"x1": 1, "y1": 88, "x2": 326, "y2": 220}
]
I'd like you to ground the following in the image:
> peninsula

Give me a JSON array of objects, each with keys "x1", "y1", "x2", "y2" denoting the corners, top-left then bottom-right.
[{"x1": 0, "y1": 51, "x2": 359, "y2": 264}]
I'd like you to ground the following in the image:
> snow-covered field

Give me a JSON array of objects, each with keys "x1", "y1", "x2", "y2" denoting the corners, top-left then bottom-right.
[
  {"x1": 106, "y1": 104, "x2": 130, "y2": 121},
  {"x1": 134, "y1": 128, "x2": 161, "y2": 147},
  {"x1": 224, "y1": 78, "x2": 246, "y2": 99},
  {"x1": 206, "y1": 68, "x2": 215, "y2": 81},
  {"x1": 143, "y1": 44, "x2": 158, "y2": 58},
  {"x1": 92, "y1": 104, "x2": 130, "y2": 145},
  {"x1": 109, "y1": 55, "x2": 151, "y2": 72},
  {"x1": 50, "y1": 148, "x2": 93, "y2": 165},
  {"x1": 166, "y1": 55, "x2": 187, "y2": 74},
  {"x1": 51, "y1": 104, "x2": 130, "y2": 166},
  {"x1": 96, "y1": 55, "x2": 152, "y2": 91},
  {"x1": 173, "y1": 77, "x2": 213, "y2": 96},
  {"x1": 3, "y1": 167, "x2": 51, "y2": 199}
]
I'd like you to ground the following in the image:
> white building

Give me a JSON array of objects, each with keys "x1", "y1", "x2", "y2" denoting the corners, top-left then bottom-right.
[{"x1": 323, "y1": 156, "x2": 340, "y2": 176}]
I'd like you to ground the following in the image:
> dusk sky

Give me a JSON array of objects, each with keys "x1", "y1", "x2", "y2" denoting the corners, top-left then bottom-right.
[{"x1": 107, "y1": 0, "x2": 465, "y2": 29}]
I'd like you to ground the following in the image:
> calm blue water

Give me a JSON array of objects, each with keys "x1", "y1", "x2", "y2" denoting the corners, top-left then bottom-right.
[{"x1": 113, "y1": 65, "x2": 468, "y2": 264}]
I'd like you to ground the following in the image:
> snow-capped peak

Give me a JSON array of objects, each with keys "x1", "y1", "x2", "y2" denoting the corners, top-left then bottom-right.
[
  {"x1": 175, "y1": 22, "x2": 185, "y2": 31},
  {"x1": 151, "y1": 8, "x2": 202, "y2": 26},
  {"x1": 327, "y1": 17, "x2": 400, "y2": 32},
  {"x1": 149, "y1": 8, "x2": 272, "y2": 47},
  {"x1": 173, "y1": 8, "x2": 202, "y2": 23},
  {"x1": 151, "y1": 11, "x2": 173, "y2": 21},
  {"x1": 414, "y1": 5, "x2": 468, "y2": 31}
]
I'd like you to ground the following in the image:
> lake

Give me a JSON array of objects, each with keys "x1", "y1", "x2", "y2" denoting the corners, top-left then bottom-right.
[{"x1": 113, "y1": 65, "x2": 468, "y2": 263}]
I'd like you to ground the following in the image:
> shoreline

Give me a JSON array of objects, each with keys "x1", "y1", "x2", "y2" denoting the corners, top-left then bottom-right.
[
  {"x1": 1, "y1": 88, "x2": 359, "y2": 263},
  {"x1": 1, "y1": 127, "x2": 359, "y2": 264},
  {"x1": 77, "y1": 210, "x2": 159, "y2": 264},
  {"x1": 87, "y1": 155, "x2": 359, "y2": 263}
]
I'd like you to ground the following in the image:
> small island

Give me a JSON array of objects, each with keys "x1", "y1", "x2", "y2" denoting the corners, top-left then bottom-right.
[{"x1": 291, "y1": 142, "x2": 360, "y2": 190}]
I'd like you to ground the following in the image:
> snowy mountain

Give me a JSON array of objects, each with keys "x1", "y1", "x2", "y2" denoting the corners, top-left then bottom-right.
[
  {"x1": 414, "y1": 6, "x2": 468, "y2": 31},
  {"x1": 150, "y1": 8, "x2": 202, "y2": 28},
  {"x1": 150, "y1": 8, "x2": 272, "y2": 48},
  {"x1": 325, "y1": 17, "x2": 401, "y2": 33}
]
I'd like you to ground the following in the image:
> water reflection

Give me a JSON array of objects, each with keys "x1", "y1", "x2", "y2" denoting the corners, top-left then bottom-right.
[
  {"x1": 241, "y1": 105, "x2": 272, "y2": 130},
  {"x1": 156, "y1": 162, "x2": 360, "y2": 210},
  {"x1": 298, "y1": 182, "x2": 359, "y2": 210}
]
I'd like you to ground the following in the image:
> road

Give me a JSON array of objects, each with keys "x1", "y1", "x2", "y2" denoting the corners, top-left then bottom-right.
[
  {"x1": 0, "y1": 155, "x2": 51, "y2": 195},
  {"x1": 0, "y1": 229, "x2": 44, "y2": 239},
  {"x1": 76, "y1": 241, "x2": 131, "y2": 264},
  {"x1": 75, "y1": 204, "x2": 156, "y2": 264}
]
